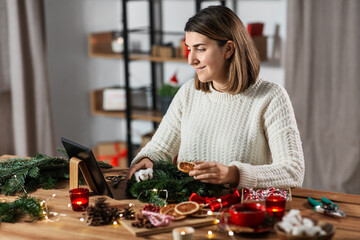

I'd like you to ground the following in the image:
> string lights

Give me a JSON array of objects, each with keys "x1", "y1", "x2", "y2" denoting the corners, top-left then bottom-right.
[{"x1": 41, "y1": 193, "x2": 66, "y2": 222}]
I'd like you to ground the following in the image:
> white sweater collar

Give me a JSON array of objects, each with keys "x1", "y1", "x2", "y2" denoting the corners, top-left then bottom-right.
[{"x1": 206, "y1": 78, "x2": 262, "y2": 102}]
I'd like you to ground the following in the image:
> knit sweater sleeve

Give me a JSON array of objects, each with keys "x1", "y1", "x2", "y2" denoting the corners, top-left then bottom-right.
[
  {"x1": 230, "y1": 85, "x2": 305, "y2": 188},
  {"x1": 130, "y1": 81, "x2": 187, "y2": 166}
]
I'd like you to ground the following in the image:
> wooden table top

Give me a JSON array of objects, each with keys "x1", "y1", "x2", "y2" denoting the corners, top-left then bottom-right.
[{"x1": 0, "y1": 168, "x2": 360, "y2": 239}]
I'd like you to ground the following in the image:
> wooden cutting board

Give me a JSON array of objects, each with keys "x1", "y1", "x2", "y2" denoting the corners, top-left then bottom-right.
[{"x1": 120, "y1": 216, "x2": 216, "y2": 237}]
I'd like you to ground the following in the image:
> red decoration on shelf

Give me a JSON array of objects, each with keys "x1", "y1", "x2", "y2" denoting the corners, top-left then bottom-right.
[
  {"x1": 247, "y1": 22, "x2": 264, "y2": 36},
  {"x1": 169, "y1": 72, "x2": 179, "y2": 86},
  {"x1": 189, "y1": 188, "x2": 241, "y2": 212},
  {"x1": 182, "y1": 37, "x2": 189, "y2": 58}
]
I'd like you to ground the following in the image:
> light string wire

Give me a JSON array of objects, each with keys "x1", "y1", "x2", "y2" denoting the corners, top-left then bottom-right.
[
  {"x1": 13, "y1": 174, "x2": 66, "y2": 222},
  {"x1": 136, "y1": 188, "x2": 169, "y2": 205},
  {"x1": 206, "y1": 198, "x2": 237, "y2": 239}
]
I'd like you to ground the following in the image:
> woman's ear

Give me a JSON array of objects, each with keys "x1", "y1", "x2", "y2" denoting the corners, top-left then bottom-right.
[{"x1": 224, "y1": 40, "x2": 235, "y2": 59}]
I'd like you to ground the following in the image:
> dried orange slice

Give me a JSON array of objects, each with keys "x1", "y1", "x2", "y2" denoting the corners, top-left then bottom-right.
[
  {"x1": 174, "y1": 201, "x2": 200, "y2": 216},
  {"x1": 163, "y1": 208, "x2": 187, "y2": 221},
  {"x1": 159, "y1": 204, "x2": 177, "y2": 214},
  {"x1": 191, "y1": 208, "x2": 208, "y2": 218},
  {"x1": 177, "y1": 161, "x2": 195, "y2": 173}
]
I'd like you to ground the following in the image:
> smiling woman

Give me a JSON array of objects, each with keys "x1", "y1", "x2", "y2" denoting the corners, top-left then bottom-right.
[{"x1": 127, "y1": 5, "x2": 305, "y2": 190}]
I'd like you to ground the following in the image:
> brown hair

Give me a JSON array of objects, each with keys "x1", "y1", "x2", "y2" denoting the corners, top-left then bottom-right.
[{"x1": 184, "y1": 5, "x2": 260, "y2": 94}]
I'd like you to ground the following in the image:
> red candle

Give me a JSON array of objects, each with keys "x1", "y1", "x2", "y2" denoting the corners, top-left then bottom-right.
[
  {"x1": 265, "y1": 194, "x2": 286, "y2": 220},
  {"x1": 69, "y1": 188, "x2": 89, "y2": 212}
]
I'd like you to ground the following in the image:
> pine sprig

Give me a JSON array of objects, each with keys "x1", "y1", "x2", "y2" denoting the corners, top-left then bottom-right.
[
  {"x1": 0, "y1": 194, "x2": 44, "y2": 223},
  {"x1": 0, "y1": 154, "x2": 69, "y2": 195},
  {"x1": 127, "y1": 160, "x2": 225, "y2": 206},
  {"x1": 0, "y1": 152, "x2": 113, "y2": 196}
]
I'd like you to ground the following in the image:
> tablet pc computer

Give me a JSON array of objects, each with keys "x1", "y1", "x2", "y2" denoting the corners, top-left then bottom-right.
[{"x1": 61, "y1": 137, "x2": 113, "y2": 198}]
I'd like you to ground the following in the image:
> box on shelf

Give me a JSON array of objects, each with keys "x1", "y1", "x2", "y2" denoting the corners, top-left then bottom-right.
[
  {"x1": 141, "y1": 130, "x2": 156, "y2": 147},
  {"x1": 92, "y1": 141, "x2": 128, "y2": 168},
  {"x1": 102, "y1": 87, "x2": 151, "y2": 111},
  {"x1": 241, "y1": 187, "x2": 292, "y2": 210},
  {"x1": 151, "y1": 45, "x2": 176, "y2": 58},
  {"x1": 135, "y1": 130, "x2": 156, "y2": 155},
  {"x1": 252, "y1": 36, "x2": 267, "y2": 61}
]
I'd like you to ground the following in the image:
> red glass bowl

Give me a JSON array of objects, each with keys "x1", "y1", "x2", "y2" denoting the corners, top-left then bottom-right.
[{"x1": 222, "y1": 202, "x2": 266, "y2": 227}]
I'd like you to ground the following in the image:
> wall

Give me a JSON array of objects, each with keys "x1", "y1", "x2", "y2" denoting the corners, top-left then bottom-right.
[{"x1": 44, "y1": 0, "x2": 287, "y2": 150}]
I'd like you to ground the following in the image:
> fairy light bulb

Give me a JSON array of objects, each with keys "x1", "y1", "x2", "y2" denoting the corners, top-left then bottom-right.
[
  {"x1": 181, "y1": 231, "x2": 186, "y2": 235},
  {"x1": 207, "y1": 230, "x2": 214, "y2": 239},
  {"x1": 207, "y1": 210, "x2": 213, "y2": 216},
  {"x1": 228, "y1": 231, "x2": 234, "y2": 236}
]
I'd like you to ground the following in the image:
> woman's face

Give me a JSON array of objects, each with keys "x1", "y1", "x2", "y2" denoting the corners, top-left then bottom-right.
[{"x1": 185, "y1": 31, "x2": 229, "y2": 91}]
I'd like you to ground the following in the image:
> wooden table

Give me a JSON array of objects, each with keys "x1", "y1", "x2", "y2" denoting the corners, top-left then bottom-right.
[{"x1": 1, "y1": 169, "x2": 360, "y2": 239}]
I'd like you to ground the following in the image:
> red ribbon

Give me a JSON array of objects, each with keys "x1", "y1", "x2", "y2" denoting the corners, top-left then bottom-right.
[
  {"x1": 97, "y1": 143, "x2": 127, "y2": 166},
  {"x1": 189, "y1": 188, "x2": 241, "y2": 212}
]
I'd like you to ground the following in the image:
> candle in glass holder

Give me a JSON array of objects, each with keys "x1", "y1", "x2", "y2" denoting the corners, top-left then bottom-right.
[
  {"x1": 265, "y1": 194, "x2": 286, "y2": 220},
  {"x1": 69, "y1": 188, "x2": 89, "y2": 212},
  {"x1": 172, "y1": 227, "x2": 194, "y2": 240}
]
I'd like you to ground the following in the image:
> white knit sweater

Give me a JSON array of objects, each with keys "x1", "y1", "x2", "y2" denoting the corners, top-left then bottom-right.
[{"x1": 132, "y1": 78, "x2": 305, "y2": 188}]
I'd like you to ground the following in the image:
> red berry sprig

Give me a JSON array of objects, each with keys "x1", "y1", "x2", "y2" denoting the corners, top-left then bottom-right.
[{"x1": 142, "y1": 204, "x2": 160, "y2": 213}]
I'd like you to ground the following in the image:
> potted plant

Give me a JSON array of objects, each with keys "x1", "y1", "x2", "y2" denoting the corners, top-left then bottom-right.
[{"x1": 157, "y1": 73, "x2": 180, "y2": 116}]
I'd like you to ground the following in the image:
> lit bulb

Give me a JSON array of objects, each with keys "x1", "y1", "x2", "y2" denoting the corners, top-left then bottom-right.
[
  {"x1": 228, "y1": 231, "x2": 234, "y2": 236},
  {"x1": 181, "y1": 231, "x2": 186, "y2": 235},
  {"x1": 207, "y1": 210, "x2": 213, "y2": 216},
  {"x1": 80, "y1": 218, "x2": 85, "y2": 222}
]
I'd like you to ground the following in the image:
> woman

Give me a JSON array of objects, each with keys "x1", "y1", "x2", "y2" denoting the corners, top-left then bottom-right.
[{"x1": 127, "y1": 5, "x2": 304, "y2": 188}]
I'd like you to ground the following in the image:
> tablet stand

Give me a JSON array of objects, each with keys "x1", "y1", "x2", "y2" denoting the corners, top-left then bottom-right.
[{"x1": 69, "y1": 157, "x2": 97, "y2": 191}]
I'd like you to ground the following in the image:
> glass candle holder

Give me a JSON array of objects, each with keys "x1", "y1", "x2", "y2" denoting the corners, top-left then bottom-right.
[
  {"x1": 265, "y1": 194, "x2": 286, "y2": 220},
  {"x1": 69, "y1": 188, "x2": 89, "y2": 212},
  {"x1": 172, "y1": 227, "x2": 195, "y2": 240}
]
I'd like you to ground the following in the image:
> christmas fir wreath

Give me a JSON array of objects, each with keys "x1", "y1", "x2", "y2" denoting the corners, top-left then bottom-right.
[{"x1": 126, "y1": 160, "x2": 228, "y2": 206}]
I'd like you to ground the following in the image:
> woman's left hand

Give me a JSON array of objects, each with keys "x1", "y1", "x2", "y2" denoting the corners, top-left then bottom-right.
[{"x1": 188, "y1": 161, "x2": 239, "y2": 185}]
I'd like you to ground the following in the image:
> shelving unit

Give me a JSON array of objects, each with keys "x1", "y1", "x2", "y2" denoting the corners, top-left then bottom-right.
[{"x1": 89, "y1": 0, "x2": 276, "y2": 163}]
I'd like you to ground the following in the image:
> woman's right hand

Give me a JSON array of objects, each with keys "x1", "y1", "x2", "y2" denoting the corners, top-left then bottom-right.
[{"x1": 126, "y1": 158, "x2": 153, "y2": 180}]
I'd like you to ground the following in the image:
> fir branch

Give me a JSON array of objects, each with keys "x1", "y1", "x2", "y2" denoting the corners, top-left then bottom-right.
[
  {"x1": 0, "y1": 151, "x2": 113, "y2": 196},
  {"x1": 0, "y1": 194, "x2": 44, "y2": 223}
]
